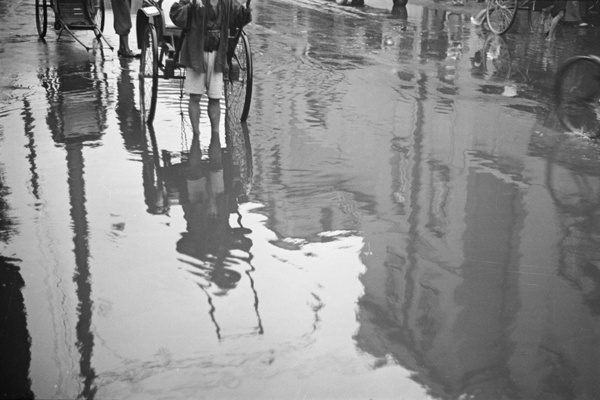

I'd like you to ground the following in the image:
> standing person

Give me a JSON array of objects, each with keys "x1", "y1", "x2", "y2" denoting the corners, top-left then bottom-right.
[
  {"x1": 111, "y1": 0, "x2": 139, "y2": 57},
  {"x1": 170, "y1": 0, "x2": 251, "y2": 155}
]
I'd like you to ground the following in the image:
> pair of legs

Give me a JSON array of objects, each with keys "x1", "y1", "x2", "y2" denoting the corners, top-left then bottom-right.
[
  {"x1": 188, "y1": 94, "x2": 222, "y2": 164},
  {"x1": 185, "y1": 52, "x2": 224, "y2": 162},
  {"x1": 186, "y1": 97, "x2": 223, "y2": 219},
  {"x1": 110, "y1": 0, "x2": 138, "y2": 57}
]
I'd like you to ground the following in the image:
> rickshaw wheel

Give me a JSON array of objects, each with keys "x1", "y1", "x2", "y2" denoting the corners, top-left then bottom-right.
[
  {"x1": 36, "y1": 0, "x2": 47, "y2": 38},
  {"x1": 555, "y1": 55, "x2": 600, "y2": 136},
  {"x1": 85, "y1": 0, "x2": 105, "y2": 34},
  {"x1": 486, "y1": 0, "x2": 518, "y2": 35},
  {"x1": 140, "y1": 24, "x2": 159, "y2": 124},
  {"x1": 225, "y1": 31, "x2": 253, "y2": 122}
]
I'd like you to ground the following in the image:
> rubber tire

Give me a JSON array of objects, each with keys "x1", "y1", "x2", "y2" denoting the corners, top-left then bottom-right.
[
  {"x1": 225, "y1": 30, "x2": 253, "y2": 122},
  {"x1": 140, "y1": 24, "x2": 159, "y2": 125},
  {"x1": 36, "y1": 0, "x2": 47, "y2": 38}
]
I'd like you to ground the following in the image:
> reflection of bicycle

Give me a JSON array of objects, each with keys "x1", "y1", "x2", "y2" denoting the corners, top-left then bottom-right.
[
  {"x1": 555, "y1": 55, "x2": 600, "y2": 138},
  {"x1": 136, "y1": 0, "x2": 253, "y2": 124}
]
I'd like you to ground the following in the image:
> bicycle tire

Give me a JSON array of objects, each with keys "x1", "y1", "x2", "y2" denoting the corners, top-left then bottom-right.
[
  {"x1": 140, "y1": 24, "x2": 159, "y2": 125},
  {"x1": 36, "y1": 0, "x2": 47, "y2": 38},
  {"x1": 554, "y1": 55, "x2": 600, "y2": 137},
  {"x1": 225, "y1": 30, "x2": 252, "y2": 122},
  {"x1": 486, "y1": 0, "x2": 518, "y2": 35}
]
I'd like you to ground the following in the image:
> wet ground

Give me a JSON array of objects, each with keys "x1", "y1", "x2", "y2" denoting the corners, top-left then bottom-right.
[{"x1": 2, "y1": 0, "x2": 600, "y2": 399}]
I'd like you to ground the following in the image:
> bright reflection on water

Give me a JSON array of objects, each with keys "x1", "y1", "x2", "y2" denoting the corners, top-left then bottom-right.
[{"x1": 1, "y1": 0, "x2": 600, "y2": 398}]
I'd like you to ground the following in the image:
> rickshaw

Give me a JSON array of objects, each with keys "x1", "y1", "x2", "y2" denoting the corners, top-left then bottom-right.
[
  {"x1": 136, "y1": 0, "x2": 253, "y2": 124},
  {"x1": 35, "y1": 0, "x2": 113, "y2": 51}
]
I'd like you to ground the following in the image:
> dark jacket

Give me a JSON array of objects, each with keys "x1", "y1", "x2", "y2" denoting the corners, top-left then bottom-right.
[{"x1": 170, "y1": 0, "x2": 251, "y2": 73}]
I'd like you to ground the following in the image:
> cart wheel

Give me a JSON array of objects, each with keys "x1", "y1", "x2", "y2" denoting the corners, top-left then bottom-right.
[
  {"x1": 140, "y1": 24, "x2": 159, "y2": 124},
  {"x1": 486, "y1": 0, "x2": 518, "y2": 35},
  {"x1": 555, "y1": 55, "x2": 600, "y2": 136},
  {"x1": 85, "y1": 0, "x2": 105, "y2": 34},
  {"x1": 36, "y1": 0, "x2": 47, "y2": 38},
  {"x1": 225, "y1": 31, "x2": 253, "y2": 122}
]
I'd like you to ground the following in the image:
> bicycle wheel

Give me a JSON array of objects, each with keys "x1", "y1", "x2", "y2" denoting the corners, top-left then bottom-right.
[
  {"x1": 85, "y1": 0, "x2": 105, "y2": 34},
  {"x1": 36, "y1": 0, "x2": 47, "y2": 38},
  {"x1": 486, "y1": 0, "x2": 518, "y2": 35},
  {"x1": 140, "y1": 24, "x2": 159, "y2": 124},
  {"x1": 225, "y1": 30, "x2": 253, "y2": 122},
  {"x1": 555, "y1": 55, "x2": 600, "y2": 137}
]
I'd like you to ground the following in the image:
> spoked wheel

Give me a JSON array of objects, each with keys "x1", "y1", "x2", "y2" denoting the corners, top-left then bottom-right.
[
  {"x1": 85, "y1": 0, "x2": 105, "y2": 34},
  {"x1": 225, "y1": 30, "x2": 253, "y2": 122},
  {"x1": 545, "y1": 136, "x2": 600, "y2": 215},
  {"x1": 555, "y1": 56, "x2": 600, "y2": 137},
  {"x1": 140, "y1": 24, "x2": 159, "y2": 124},
  {"x1": 486, "y1": 0, "x2": 518, "y2": 35},
  {"x1": 36, "y1": 0, "x2": 48, "y2": 38}
]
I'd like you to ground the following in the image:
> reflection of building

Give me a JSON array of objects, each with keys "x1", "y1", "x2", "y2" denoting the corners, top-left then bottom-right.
[{"x1": 249, "y1": 1, "x2": 600, "y2": 398}]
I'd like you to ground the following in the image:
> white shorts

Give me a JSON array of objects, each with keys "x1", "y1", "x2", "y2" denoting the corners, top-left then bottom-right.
[{"x1": 184, "y1": 51, "x2": 223, "y2": 99}]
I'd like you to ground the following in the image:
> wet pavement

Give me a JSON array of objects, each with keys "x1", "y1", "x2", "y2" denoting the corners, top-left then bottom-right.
[{"x1": 2, "y1": 0, "x2": 600, "y2": 399}]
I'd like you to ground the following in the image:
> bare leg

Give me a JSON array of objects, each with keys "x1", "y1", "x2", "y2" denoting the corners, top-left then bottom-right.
[
  {"x1": 207, "y1": 98, "x2": 221, "y2": 150},
  {"x1": 189, "y1": 93, "x2": 202, "y2": 138}
]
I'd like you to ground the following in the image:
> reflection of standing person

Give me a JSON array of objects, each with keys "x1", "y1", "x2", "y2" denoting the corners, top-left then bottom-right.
[
  {"x1": 111, "y1": 0, "x2": 139, "y2": 57},
  {"x1": 169, "y1": 0, "x2": 251, "y2": 155}
]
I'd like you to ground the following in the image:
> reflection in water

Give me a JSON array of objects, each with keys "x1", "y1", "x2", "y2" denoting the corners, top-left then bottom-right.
[
  {"x1": 40, "y1": 49, "x2": 108, "y2": 399},
  {"x1": 0, "y1": 256, "x2": 33, "y2": 399},
  {"x1": 245, "y1": 2, "x2": 600, "y2": 398},
  {"x1": 546, "y1": 137, "x2": 600, "y2": 316},
  {"x1": 142, "y1": 107, "x2": 261, "y2": 339},
  {"x1": 4, "y1": 0, "x2": 600, "y2": 397}
]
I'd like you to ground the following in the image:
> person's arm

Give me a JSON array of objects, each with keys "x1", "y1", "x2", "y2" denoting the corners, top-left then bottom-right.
[
  {"x1": 170, "y1": 0, "x2": 204, "y2": 29},
  {"x1": 230, "y1": 0, "x2": 252, "y2": 28}
]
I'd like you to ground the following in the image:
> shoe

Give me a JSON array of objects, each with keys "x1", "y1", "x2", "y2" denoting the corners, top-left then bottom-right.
[
  {"x1": 579, "y1": 22, "x2": 589, "y2": 27},
  {"x1": 117, "y1": 49, "x2": 140, "y2": 58}
]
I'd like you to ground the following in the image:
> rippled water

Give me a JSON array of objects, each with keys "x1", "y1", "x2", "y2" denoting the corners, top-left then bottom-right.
[{"x1": 2, "y1": 0, "x2": 600, "y2": 398}]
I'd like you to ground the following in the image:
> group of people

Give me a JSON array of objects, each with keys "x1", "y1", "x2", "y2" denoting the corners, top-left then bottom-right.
[{"x1": 469, "y1": 0, "x2": 588, "y2": 40}]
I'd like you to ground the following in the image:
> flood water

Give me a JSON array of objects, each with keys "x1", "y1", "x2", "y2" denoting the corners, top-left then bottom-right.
[{"x1": 2, "y1": 0, "x2": 600, "y2": 398}]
